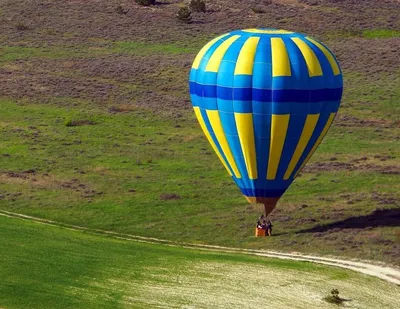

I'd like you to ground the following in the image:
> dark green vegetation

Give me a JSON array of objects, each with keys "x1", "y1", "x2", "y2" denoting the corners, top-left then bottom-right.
[
  {"x1": 176, "y1": 6, "x2": 192, "y2": 23},
  {"x1": 0, "y1": 0, "x2": 399, "y2": 268},
  {"x1": 323, "y1": 289, "x2": 346, "y2": 306},
  {"x1": 1, "y1": 215, "x2": 399, "y2": 309}
]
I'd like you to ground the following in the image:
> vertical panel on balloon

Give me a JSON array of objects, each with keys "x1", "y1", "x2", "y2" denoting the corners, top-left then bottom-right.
[
  {"x1": 193, "y1": 107, "x2": 233, "y2": 176},
  {"x1": 189, "y1": 90, "x2": 201, "y2": 108},
  {"x1": 252, "y1": 36, "x2": 272, "y2": 90},
  {"x1": 283, "y1": 114, "x2": 320, "y2": 180},
  {"x1": 234, "y1": 36, "x2": 260, "y2": 75},
  {"x1": 217, "y1": 39, "x2": 250, "y2": 188},
  {"x1": 194, "y1": 71, "x2": 218, "y2": 111},
  {"x1": 305, "y1": 37, "x2": 341, "y2": 76},
  {"x1": 252, "y1": 63, "x2": 273, "y2": 90},
  {"x1": 282, "y1": 37, "x2": 310, "y2": 90},
  {"x1": 205, "y1": 35, "x2": 241, "y2": 73},
  {"x1": 225, "y1": 134, "x2": 253, "y2": 190},
  {"x1": 267, "y1": 114, "x2": 290, "y2": 180},
  {"x1": 206, "y1": 110, "x2": 242, "y2": 178},
  {"x1": 291, "y1": 37, "x2": 323, "y2": 78},
  {"x1": 189, "y1": 68, "x2": 197, "y2": 83},
  {"x1": 293, "y1": 112, "x2": 337, "y2": 178},
  {"x1": 196, "y1": 37, "x2": 231, "y2": 75},
  {"x1": 253, "y1": 112, "x2": 271, "y2": 190},
  {"x1": 219, "y1": 111, "x2": 250, "y2": 189},
  {"x1": 271, "y1": 37, "x2": 291, "y2": 77},
  {"x1": 235, "y1": 113, "x2": 258, "y2": 180},
  {"x1": 217, "y1": 61, "x2": 235, "y2": 88},
  {"x1": 275, "y1": 113, "x2": 307, "y2": 180},
  {"x1": 301, "y1": 38, "x2": 335, "y2": 90},
  {"x1": 271, "y1": 37, "x2": 298, "y2": 91},
  {"x1": 217, "y1": 61, "x2": 235, "y2": 121},
  {"x1": 199, "y1": 108, "x2": 236, "y2": 176},
  {"x1": 192, "y1": 33, "x2": 230, "y2": 69}
]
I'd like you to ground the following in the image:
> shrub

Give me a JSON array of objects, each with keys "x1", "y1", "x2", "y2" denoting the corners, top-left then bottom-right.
[
  {"x1": 323, "y1": 289, "x2": 344, "y2": 305},
  {"x1": 135, "y1": 0, "x2": 156, "y2": 6},
  {"x1": 176, "y1": 6, "x2": 192, "y2": 23},
  {"x1": 160, "y1": 193, "x2": 181, "y2": 200},
  {"x1": 116, "y1": 4, "x2": 129, "y2": 14},
  {"x1": 253, "y1": 0, "x2": 272, "y2": 5},
  {"x1": 300, "y1": 0, "x2": 320, "y2": 5},
  {"x1": 251, "y1": 7, "x2": 266, "y2": 14},
  {"x1": 108, "y1": 104, "x2": 137, "y2": 113},
  {"x1": 189, "y1": 0, "x2": 206, "y2": 13},
  {"x1": 64, "y1": 117, "x2": 96, "y2": 127},
  {"x1": 16, "y1": 23, "x2": 29, "y2": 31}
]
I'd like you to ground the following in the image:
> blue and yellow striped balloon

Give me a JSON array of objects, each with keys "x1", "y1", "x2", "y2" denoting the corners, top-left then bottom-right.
[{"x1": 189, "y1": 29, "x2": 343, "y2": 215}]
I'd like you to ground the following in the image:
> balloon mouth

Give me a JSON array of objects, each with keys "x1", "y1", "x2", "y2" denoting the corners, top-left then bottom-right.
[{"x1": 244, "y1": 196, "x2": 279, "y2": 217}]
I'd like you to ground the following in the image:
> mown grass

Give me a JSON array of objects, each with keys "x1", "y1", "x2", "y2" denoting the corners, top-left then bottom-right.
[{"x1": 1, "y1": 215, "x2": 398, "y2": 309}]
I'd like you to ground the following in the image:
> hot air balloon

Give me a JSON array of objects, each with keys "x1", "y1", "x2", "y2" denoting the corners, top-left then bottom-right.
[{"x1": 189, "y1": 29, "x2": 343, "y2": 216}]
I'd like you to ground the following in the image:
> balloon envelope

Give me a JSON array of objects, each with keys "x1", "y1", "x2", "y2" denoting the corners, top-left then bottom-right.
[{"x1": 189, "y1": 29, "x2": 343, "y2": 214}]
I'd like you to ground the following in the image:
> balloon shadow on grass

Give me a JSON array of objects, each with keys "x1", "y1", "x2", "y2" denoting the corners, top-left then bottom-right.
[{"x1": 296, "y1": 208, "x2": 400, "y2": 234}]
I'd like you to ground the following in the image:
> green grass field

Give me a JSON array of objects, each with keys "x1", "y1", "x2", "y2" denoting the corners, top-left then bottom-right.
[
  {"x1": 0, "y1": 0, "x2": 399, "y2": 307},
  {"x1": 1, "y1": 85, "x2": 398, "y2": 262},
  {"x1": 1, "y1": 215, "x2": 398, "y2": 309}
]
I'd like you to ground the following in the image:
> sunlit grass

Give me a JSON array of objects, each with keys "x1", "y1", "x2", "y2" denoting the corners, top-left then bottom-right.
[
  {"x1": 362, "y1": 29, "x2": 400, "y2": 38},
  {"x1": 1, "y1": 215, "x2": 399, "y2": 309}
]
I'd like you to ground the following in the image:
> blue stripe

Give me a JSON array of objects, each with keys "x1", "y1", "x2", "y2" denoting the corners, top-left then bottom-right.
[
  {"x1": 239, "y1": 188, "x2": 287, "y2": 198},
  {"x1": 190, "y1": 82, "x2": 343, "y2": 103}
]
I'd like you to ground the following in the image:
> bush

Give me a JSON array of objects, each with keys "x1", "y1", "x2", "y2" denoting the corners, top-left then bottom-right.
[
  {"x1": 116, "y1": 4, "x2": 129, "y2": 14},
  {"x1": 135, "y1": 0, "x2": 156, "y2": 6},
  {"x1": 176, "y1": 6, "x2": 192, "y2": 23},
  {"x1": 160, "y1": 193, "x2": 181, "y2": 200},
  {"x1": 301, "y1": 0, "x2": 320, "y2": 5},
  {"x1": 16, "y1": 23, "x2": 29, "y2": 31},
  {"x1": 64, "y1": 117, "x2": 96, "y2": 127},
  {"x1": 189, "y1": 0, "x2": 206, "y2": 13},
  {"x1": 323, "y1": 289, "x2": 344, "y2": 305},
  {"x1": 108, "y1": 104, "x2": 137, "y2": 113},
  {"x1": 251, "y1": 7, "x2": 266, "y2": 14}
]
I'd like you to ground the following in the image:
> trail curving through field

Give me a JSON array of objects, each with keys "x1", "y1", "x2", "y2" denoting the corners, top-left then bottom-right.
[{"x1": 1, "y1": 209, "x2": 399, "y2": 285}]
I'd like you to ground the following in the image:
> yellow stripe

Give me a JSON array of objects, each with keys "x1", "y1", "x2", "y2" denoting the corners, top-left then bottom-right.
[
  {"x1": 283, "y1": 114, "x2": 320, "y2": 180},
  {"x1": 192, "y1": 33, "x2": 229, "y2": 69},
  {"x1": 271, "y1": 38, "x2": 291, "y2": 77},
  {"x1": 193, "y1": 107, "x2": 232, "y2": 176},
  {"x1": 291, "y1": 37, "x2": 323, "y2": 77},
  {"x1": 243, "y1": 29, "x2": 293, "y2": 34},
  {"x1": 234, "y1": 113, "x2": 258, "y2": 179},
  {"x1": 234, "y1": 37, "x2": 260, "y2": 75},
  {"x1": 267, "y1": 114, "x2": 290, "y2": 180},
  {"x1": 205, "y1": 35, "x2": 241, "y2": 72},
  {"x1": 206, "y1": 110, "x2": 241, "y2": 178},
  {"x1": 305, "y1": 37, "x2": 340, "y2": 75},
  {"x1": 294, "y1": 113, "x2": 336, "y2": 178}
]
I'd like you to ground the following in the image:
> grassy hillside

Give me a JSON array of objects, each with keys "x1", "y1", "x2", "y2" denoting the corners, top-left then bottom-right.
[
  {"x1": 1, "y1": 215, "x2": 399, "y2": 309},
  {"x1": 0, "y1": 0, "x2": 399, "y2": 265}
]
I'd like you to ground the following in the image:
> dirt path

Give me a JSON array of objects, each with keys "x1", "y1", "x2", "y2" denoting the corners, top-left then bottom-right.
[{"x1": 1, "y1": 209, "x2": 399, "y2": 285}]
